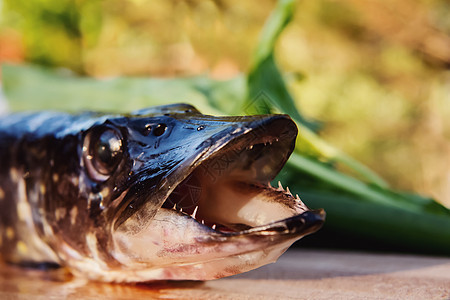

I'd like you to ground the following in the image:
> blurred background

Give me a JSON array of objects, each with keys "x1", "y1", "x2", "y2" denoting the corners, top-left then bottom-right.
[{"x1": 0, "y1": 0, "x2": 449, "y2": 207}]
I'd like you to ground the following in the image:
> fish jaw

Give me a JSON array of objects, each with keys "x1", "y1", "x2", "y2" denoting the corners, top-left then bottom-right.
[
  {"x1": 110, "y1": 208, "x2": 324, "y2": 282},
  {"x1": 106, "y1": 113, "x2": 325, "y2": 282}
]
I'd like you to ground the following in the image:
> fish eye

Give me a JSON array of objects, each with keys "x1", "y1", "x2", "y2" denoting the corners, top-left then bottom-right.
[{"x1": 84, "y1": 126, "x2": 124, "y2": 181}]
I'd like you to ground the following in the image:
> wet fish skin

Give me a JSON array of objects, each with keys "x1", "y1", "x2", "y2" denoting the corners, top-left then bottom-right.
[
  {"x1": 0, "y1": 104, "x2": 324, "y2": 282},
  {"x1": 0, "y1": 104, "x2": 223, "y2": 264}
]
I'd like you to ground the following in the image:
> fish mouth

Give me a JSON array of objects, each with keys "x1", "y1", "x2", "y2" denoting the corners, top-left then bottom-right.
[
  {"x1": 111, "y1": 115, "x2": 325, "y2": 281},
  {"x1": 159, "y1": 118, "x2": 325, "y2": 238}
]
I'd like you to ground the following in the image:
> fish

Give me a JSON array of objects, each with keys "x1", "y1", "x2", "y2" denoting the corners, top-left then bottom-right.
[{"x1": 0, "y1": 103, "x2": 325, "y2": 282}]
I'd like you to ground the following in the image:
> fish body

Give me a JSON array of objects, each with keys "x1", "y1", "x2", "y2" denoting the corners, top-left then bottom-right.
[{"x1": 0, "y1": 104, "x2": 324, "y2": 282}]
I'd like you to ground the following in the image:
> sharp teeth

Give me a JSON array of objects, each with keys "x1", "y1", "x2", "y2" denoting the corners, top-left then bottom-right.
[
  {"x1": 191, "y1": 206, "x2": 198, "y2": 219},
  {"x1": 286, "y1": 186, "x2": 292, "y2": 195},
  {"x1": 180, "y1": 207, "x2": 183, "y2": 213},
  {"x1": 212, "y1": 224, "x2": 216, "y2": 230},
  {"x1": 201, "y1": 220, "x2": 205, "y2": 225},
  {"x1": 278, "y1": 181, "x2": 283, "y2": 190},
  {"x1": 249, "y1": 145, "x2": 253, "y2": 150},
  {"x1": 172, "y1": 203, "x2": 177, "y2": 210},
  {"x1": 295, "y1": 194, "x2": 307, "y2": 209}
]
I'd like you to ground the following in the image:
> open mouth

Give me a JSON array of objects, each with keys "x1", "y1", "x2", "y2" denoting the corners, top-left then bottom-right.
[
  {"x1": 160, "y1": 120, "x2": 324, "y2": 237},
  {"x1": 109, "y1": 114, "x2": 324, "y2": 281}
]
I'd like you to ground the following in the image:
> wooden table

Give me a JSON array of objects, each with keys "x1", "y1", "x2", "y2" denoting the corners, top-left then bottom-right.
[{"x1": 1, "y1": 249, "x2": 449, "y2": 299}]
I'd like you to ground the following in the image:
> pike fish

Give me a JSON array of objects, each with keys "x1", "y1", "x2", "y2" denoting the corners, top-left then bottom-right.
[{"x1": 0, "y1": 104, "x2": 325, "y2": 282}]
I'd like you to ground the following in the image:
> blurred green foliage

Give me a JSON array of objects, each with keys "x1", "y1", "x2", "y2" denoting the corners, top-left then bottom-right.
[{"x1": 1, "y1": 0, "x2": 100, "y2": 71}]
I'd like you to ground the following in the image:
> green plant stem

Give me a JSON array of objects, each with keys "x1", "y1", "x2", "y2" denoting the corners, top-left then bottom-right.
[
  {"x1": 297, "y1": 123, "x2": 390, "y2": 189},
  {"x1": 287, "y1": 152, "x2": 419, "y2": 212}
]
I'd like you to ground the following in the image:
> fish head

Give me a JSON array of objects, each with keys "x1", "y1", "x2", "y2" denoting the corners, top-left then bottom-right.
[{"x1": 72, "y1": 104, "x2": 324, "y2": 281}]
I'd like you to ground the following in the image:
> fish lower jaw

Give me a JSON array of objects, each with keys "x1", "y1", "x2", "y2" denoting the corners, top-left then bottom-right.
[
  {"x1": 72, "y1": 239, "x2": 297, "y2": 282},
  {"x1": 109, "y1": 203, "x2": 324, "y2": 283}
]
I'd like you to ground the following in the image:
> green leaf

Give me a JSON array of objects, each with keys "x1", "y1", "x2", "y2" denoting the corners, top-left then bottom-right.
[
  {"x1": 250, "y1": 0, "x2": 296, "y2": 68},
  {"x1": 297, "y1": 190, "x2": 450, "y2": 255},
  {"x1": 246, "y1": 0, "x2": 314, "y2": 129},
  {"x1": 246, "y1": 0, "x2": 389, "y2": 188},
  {"x1": 1, "y1": 63, "x2": 246, "y2": 116}
]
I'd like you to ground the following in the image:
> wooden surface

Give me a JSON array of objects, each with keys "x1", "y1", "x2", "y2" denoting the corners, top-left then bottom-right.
[{"x1": 1, "y1": 249, "x2": 449, "y2": 299}]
